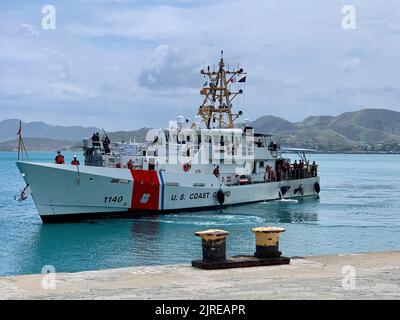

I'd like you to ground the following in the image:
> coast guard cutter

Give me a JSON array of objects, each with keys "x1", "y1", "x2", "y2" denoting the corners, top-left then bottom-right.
[{"x1": 16, "y1": 52, "x2": 320, "y2": 222}]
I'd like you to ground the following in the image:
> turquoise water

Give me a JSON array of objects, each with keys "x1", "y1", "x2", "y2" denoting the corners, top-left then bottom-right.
[{"x1": 0, "y1": 151, "x2": 399, "y2": 275}]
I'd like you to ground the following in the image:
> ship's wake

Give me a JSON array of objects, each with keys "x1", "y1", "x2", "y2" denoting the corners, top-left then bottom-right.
[
  {"x1": 275, "y1": 190, "x2": 299, "y2": 203},
  {"x1": 276, "y1": 198, "x2": 298, "y2": 203}
]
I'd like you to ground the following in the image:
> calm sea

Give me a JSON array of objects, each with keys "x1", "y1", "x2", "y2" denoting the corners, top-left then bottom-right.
[{"x1": 0, "y1": 151, "x2": 399, "y2": 275}]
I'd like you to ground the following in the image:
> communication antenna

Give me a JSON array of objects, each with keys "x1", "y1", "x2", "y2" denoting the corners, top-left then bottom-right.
[{"x1": 197, "y1": 50, "x2": 246, "y2": 129}]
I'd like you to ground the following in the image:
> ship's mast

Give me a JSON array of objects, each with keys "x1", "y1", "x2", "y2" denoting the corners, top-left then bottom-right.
[{"x1": 197, "y1": 50, "x2": 246, "y2": 129}]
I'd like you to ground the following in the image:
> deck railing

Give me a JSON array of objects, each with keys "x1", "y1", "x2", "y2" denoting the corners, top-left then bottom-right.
[{"x1": 219, "y1": 168, "x2": 318, "y2": 186}]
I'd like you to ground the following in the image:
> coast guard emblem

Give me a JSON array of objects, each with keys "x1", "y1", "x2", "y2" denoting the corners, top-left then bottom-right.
[{"x1": 140, "y1": 193, "x2": 150, "y2": 204}]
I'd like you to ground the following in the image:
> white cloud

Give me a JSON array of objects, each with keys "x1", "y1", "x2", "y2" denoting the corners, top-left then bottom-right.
[
  {"x1": 1, "y1": 0, "x2": 400, "y2": 130},
  {"x1": 48, "y1": 82, "x2": 96, "y2": 99},
  {"x1": 138, "y1": 45, "x2": 201, "y2": 91},
  {"x1": 17, "y1": 24, "x2": 39, "y2": 37}
]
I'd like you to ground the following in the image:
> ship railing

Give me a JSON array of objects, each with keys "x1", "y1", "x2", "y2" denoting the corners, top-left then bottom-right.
[
  {"x1": 220, "y1": 173, "x2": 266, "y2": 186},
  {"x1": 220, "y1": 169, "x2": 318, "y2": 187},
  {"x1": 220, "y1": 174, "x2": 236, "y2": 186},
  {"x1": 277, "y1": 168, "x2": 318, "y2": 181}
]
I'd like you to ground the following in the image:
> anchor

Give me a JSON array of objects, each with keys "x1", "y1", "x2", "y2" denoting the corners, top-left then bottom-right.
[{"x1": 14, "y1": 184, "x2": 31, "y2": 202}]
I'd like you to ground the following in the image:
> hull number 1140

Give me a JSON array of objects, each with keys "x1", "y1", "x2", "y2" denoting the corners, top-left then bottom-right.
[{"x1": 104, "y1": 196, "x2": 123, "y2": 203}]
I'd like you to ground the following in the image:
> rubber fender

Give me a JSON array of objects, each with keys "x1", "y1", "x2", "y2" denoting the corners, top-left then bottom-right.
[
  {"x1": 314, "y1": 182, "x2": 320, "y2": 194},
  {"x1": 217, "y1": 189, "x2": 225, "y2": 205}
]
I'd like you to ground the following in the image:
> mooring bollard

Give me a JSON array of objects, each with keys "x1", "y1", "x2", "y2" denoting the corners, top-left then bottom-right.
[
  {"x1": 252, "y1": 227, "x2": 285, "y2": 258},
  {"x1": 192, "y1": 227, "x2": 290, "y2": 269},
  {"x1": 195, "y1": 229, "x2": 229, "y2": 262}
]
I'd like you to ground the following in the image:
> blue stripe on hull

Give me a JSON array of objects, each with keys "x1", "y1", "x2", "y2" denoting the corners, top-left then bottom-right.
[{"x1": 158, "y1": 171, "x2": 165, "y2": 210}]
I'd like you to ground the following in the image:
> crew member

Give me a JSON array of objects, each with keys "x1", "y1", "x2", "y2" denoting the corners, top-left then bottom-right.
[
  {"x1": 284, "y1": 161, "x2": 291, "y2": 180},
  {"x1": 278, "y1": 161, "x2": 287, "y2": 181},
  {"x1": 213, "y1": 165, "x2": 220, "y2": 178},
  {"x1": 71, "y1": 155, "x2": 80, "y2": 165},
  {"x1": 91, "y1": 132, "x2": 101, "y2": 147},
  {"x1": 306, "y1": 160, "x2": 311, "y2": 178},
  {"x1": 55, "y1": 151, "x2": 65, "y2": 164},
  {"x1": 265, "y1": 165, "x2": 271, "y2": 182},
  {"x1": 266, "y1": 165, "x2": 275, "y2": 182},
  {"x1": 276, "y1": 165, "x2": 282, "y2": 182},
  {"x1": 127, "y1": 159, "x2": 134, "y2": 170},
  {"x1": 298, "y1": 160, "x2": 304, "y2": 179},
  {"x1": 311, "y1": 161, "x2": 318, "y2": 177},
  {"x1": 268, "y1": 141, "x2": 278, "y2": 151},
  {"x1": 292, "y1": 160, "x2": 298, "y2": 180},
  {"x1": 102, "y1": 135, "x2": 111, "y2": 154},
  {"x1": 91, "y1": 133, "x2": 96, "y2": 145}
]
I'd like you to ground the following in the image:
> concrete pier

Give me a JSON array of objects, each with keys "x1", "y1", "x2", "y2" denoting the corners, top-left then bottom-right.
[{"x1": 0, "y1": 251, "x2": 399, "y2": 300}]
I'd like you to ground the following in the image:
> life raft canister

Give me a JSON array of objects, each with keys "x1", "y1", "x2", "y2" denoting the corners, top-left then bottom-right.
[
  {"x1": 183, "y1": 163, "x2": 191, "y2": 172},
  {"x1": 217, "y1": 189, "x2": 225, "y2": 205},
  {"x1": 314, "y1": 182, "x2": 320, "y2": 194}
]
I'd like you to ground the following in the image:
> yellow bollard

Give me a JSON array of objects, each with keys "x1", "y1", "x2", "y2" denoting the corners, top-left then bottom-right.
[
  {"x1": 195, "y1": 229, "x2": 229, "y2": 262},
  {"x1": 252, "y1": 227, "x2": 285, "y2": 258}
]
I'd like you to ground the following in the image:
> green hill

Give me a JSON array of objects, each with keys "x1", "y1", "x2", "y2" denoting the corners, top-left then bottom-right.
[
  {"x1": 252, "y1": 108, "x2": 400, "y2": 152},
  {"x1": 107, "y1": 128, "x2": 150, "y2": 143},
  {"x1": 252, "y1": 115, "x2": 297, "y2": 133}
]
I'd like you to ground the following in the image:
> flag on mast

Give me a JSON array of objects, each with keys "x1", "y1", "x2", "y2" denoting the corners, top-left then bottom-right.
[{"x1": 238, "y1": 76, "x2": 246, "y2": 83}]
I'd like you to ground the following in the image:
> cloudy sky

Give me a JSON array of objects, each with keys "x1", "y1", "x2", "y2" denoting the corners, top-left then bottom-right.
[{"x1": 0, "y1": 0, "x2": 399, "y2": 131}]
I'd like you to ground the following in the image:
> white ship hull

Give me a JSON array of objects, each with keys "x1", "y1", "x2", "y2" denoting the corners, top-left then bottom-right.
[{"x1": 16, "y1": 161, "x2": 320, "y2": 223}]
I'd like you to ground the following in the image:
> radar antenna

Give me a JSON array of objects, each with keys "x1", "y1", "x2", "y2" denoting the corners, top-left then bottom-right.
[{"x1": 197, "y1": 50, "x2": 246, "y2": 129}]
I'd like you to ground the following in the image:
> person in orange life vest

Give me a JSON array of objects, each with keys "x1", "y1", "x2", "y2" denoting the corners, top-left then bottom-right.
[
  {"x1": 213, "y1": 165, "x2": 220, "y2": 178},
  {"x1": 127, "y1": 159, "x2": 134, "y2": 170},
  {"x1": 71, "y1": 155, "x2": 80, "y2": 165},
  {"x1": 55, "y1": 151, "x2": 65, "y2": 164}
]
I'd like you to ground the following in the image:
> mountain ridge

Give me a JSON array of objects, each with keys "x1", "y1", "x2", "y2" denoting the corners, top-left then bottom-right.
[
  {"x1": 252, "y1": 109, "x2": 400, "y2": 150},
  {"x1": 1, "y1": 108, "x2": 400, "y2": 152},
  {"x1": 0, "y1": 119, "x2": 101, "y2": 142}
]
